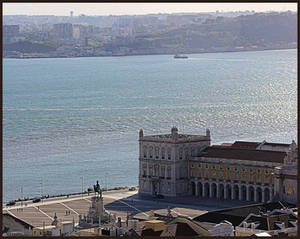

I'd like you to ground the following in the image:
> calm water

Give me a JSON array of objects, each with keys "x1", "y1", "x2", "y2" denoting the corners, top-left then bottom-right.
[{"x1": 3, "y1": 49, "x2": 297, "y2": 201}]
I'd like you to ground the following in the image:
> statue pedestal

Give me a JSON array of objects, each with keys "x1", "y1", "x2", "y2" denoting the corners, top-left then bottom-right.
[{"x1": 91, "y1": 196, "x2": 104, "y2": 215}]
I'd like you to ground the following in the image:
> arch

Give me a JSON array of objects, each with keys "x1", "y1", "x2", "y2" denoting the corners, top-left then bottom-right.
[
  {"x1": 241, "y1": 185, "x2": 247, "y2": 201},
  {"x1": 226, "y1": 184, "x2": 231, "y2": 200},
  {"x1": 211, "y1": 183, "x2": 217, "y2": 198},
  {"x1": 233, "y1": 185, "x2": 239, "y2": 200},
  {"x1": 191, "y1": 182, "x2": 196, "y2": 196},
  {"x1": 264, "y1": 188, "x2": 270, "y2": 203},
  {"x1": 198, "y1": 182, "x2": 203, "y2": 197},
  {"x1": 204, "y1": 182, "x2": 210, "y2": 198},
  {"x1": 257, "y1": 187, "x2": 262, "y2": 202},
  {"x1": 219, "y1": 184, "x2": 224, "y2": 199},
  {"x1": 249, "y1": 186, "x2": 255, "y2": 201}
]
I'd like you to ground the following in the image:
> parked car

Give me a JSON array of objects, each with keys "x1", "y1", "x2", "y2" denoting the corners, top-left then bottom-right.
[
  {"x1": 6, "y1": 201, "x2": 16, "y2": 206},
  {"x1": 32, "y1": 197, "x2": 41, "y2": 203},
  {"x1": 129, "y1": 187, "x2": 136, "y2": 191}
]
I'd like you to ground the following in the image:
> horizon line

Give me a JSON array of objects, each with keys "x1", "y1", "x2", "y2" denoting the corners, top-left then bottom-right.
[{"x1": 3, "y1": 9, "x2": 297, "y2": 17}]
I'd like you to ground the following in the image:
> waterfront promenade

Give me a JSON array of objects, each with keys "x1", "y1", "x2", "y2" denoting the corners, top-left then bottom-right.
[{"x1": 3, "y1": 188, "x2": 257, "y2": 228}]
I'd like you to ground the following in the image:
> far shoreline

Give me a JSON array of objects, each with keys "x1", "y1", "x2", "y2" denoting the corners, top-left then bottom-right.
[{"x1": 3, "y1": 47, "x2": 297, "y2": 60}]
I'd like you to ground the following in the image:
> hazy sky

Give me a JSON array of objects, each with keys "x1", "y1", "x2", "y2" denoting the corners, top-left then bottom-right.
[{"x1": 3, "y1": 3, "x2": 298, "y2": 16}]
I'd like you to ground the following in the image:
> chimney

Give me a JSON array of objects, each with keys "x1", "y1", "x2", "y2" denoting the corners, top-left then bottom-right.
[
  {"x1": 206, "y1": 128, "x2": 210, "y2": 138},
  {"x1": 139, "y1": 129, "x2": 143, "y2": 139},
  {"x1": 171, "y1": 127, "x2": 178, "y2": 140}
]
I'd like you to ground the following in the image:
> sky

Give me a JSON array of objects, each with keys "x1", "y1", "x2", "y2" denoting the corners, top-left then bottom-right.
[{"x1": 3, "y1": 3, "x2": 298, "y2": 16}]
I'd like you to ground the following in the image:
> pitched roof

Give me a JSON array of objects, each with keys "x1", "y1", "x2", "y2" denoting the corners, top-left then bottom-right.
[
  {"x1": 242, "y1": 211, "x2": 297, "y2": 231},
  {"x1": 263, "y1": 142, "x2": 290, "y2": 147},
  {"x1": 220, "y1": 143, "x2": 233, "y2": 147},
  {"x1": 193, "y1": 202, "x2": 295, "y2": 227},
  {"x1": 3, "y1": 213, "x2": 34, "y2": 229},
  {"x1": 167, "y1": 217, "x2": 211, "y2": 236},
  {"x1": 199, "y1": 146, "x2": 286, "y2": 163},
  {"x1": 231, "y1": 141, "x2": 261, "y2": 149}
]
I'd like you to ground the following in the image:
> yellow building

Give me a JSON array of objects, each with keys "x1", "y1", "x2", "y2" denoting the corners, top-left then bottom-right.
[
  {"x1": 144, "y1": 220, "x2": 165, "y2": 231},
  {"x1": 32, "y1": 225, "x2": 59, "y2": 236},
  {"x1": 189, "y1": 140, "x2": 295, "y2": 203}
]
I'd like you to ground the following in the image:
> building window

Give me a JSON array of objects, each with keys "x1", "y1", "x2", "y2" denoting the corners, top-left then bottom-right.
[
  {"x1": 143, "y1": 146, "x2": 147, "y2": 158},
  {"x1": 149, "y1": 166, "x2": 153, "y2": 176},
  {"x1": 219, "y1": 166, "x2": 222, "y2": 178},
  {"x1": 265, "y1": 170, "x2": 269, "y2": 184},
  {"x1": 155, "y1": 147, "x2": 159, "y2": 159},
  {"x1": 191, "y1": 147, "x2": 195, "y2": 156},
  {"x1": 184, "y1": 148, "x2": 189, "y2": 159},
  {"x1": 143, "y1": 164, "x2": 147, "y2": 177},
  {"x1": 213, "y1": 165, "x2": 216, "y2": 178},
  {"x1": 179, "y1": 148, "x2": 183, "y2": 160},
  {"x1": 167, "y1": 148, "x2": 171, "y2": 160},
  {"x1": 161, "y1": 147, "x2": 165, "y2": 159},
  {"x1": 154, "y1": 165, "x2": 159, "y2": 176},
  {"x1": 234, "y1": 167, "x2": 238, "y2": 180},
  {"x1": 242, "y1": 168, "x2": 246, "y2": 181},
  {"x1": 167, "y1": 166, "x2": 171, "y2": 178},
  {"x1": 149, "y1": 146, "x2": 153, "y2": 158},
  {"x1": 161, "y1": 166, "x2": 165, "y2": 178},
  {"x1": 227, "y1": 167, "x2": 230, "y2": 180},
  {"x1": 250, "y1": 168, "x2": 253, "y2": 182}
]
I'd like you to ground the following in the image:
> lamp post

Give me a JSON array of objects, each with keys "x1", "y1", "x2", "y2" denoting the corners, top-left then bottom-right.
[
  {"x1": 105, "y1": 172, "x2": 108, "y2": 191},
  {"x1": 81, "y1": 176, "x2": 84, "y2": 198},
  {"x1": 21, "y1": 186, "x2": 23, "y2": 207},
  {"x1": 40, "y1": 178, "x2": 43, "y2": 203}
]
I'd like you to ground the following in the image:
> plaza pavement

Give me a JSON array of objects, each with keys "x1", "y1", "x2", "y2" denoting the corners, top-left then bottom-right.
[{"x1": 3, "y1": 188, "x2": 257, "y2": 228}]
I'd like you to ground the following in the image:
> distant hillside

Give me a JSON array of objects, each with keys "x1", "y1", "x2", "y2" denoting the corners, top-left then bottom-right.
[
  {"x1": 4, "y1": 41, "x2": 57, "y2": 53},
  {"x1": 107, "y1": 12, "x2": 297, "y2": 54}
]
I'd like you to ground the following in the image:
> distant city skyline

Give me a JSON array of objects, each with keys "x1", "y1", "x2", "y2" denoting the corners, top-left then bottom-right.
[{"x1": 3, "y1": 2, "x2": 297, "y2": 16}]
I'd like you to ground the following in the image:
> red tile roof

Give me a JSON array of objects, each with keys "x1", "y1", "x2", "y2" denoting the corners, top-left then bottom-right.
[
  {"x1": 199, "y1": 146, "x2": 286, "y2": 163},
  {"x1": 263, "y1": 142, "x2": 290, "y2": 147},
  {"x1": 231, "y1": 141, "x2": 260, "y2": 149},
  {"x1": 220, "y1": 143, "x2": 233, "y2": 147}
]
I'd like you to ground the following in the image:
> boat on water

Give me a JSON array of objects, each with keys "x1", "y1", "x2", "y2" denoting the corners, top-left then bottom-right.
[{"x1": 174, "y1": 54, "x2": 188, "y2": 59}]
